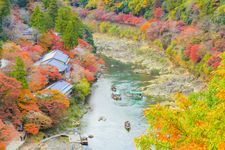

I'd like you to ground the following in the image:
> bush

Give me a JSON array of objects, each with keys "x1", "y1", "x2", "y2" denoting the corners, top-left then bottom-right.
[
  {"x1": 99, "y1": 22, "x2": 111, "y2": 33},
  {"x1": 72, "y1": 78, "x2": 90, "y2": 103}
]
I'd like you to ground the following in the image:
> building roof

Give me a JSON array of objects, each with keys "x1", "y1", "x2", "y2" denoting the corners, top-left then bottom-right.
[
  {"x1": 42, "y1": 50, "x2": 69, "y2": 64},
  {"x1": 40, "y1": 50, "x2": 70, "y2": 72},
  {"x1": 47, "y1": 80, "x2": 73, "y2": 96},
  {"x1": 23, "y1": 27, "x2": 34, "y2": 35},
  {"x1": 0, "y1": 59, "x2": 10, "y2": 68},
  {"x1": 42, "y1": 59, "x2": 68, "y2": 72}
]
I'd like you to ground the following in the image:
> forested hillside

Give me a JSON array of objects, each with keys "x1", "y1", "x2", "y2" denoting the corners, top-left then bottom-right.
[
  {"x1": 72, "y1": 0, "x2": 225, "y2": 149},
  {"x1": 0, "y1": 0, "x2": 103, "y2": 149}
]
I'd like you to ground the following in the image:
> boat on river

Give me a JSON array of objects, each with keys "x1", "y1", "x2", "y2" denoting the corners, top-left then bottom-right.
[
  {"x1": 127, "y1": 90, "x2": 143, "y2": 100},
  {"x1": 111, "y1": 85, "x2": 117, "y2": 92},
  {"x1": 124, "y1": 121, "x2": 131, "y2": 132},
  {"x1": 112, "y1": 91, "x2": 122, "y2": 100}
]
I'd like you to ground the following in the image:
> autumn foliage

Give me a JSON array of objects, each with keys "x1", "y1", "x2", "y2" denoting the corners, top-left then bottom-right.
[
  {"x1": 29, "y1": 65, "x2": 62, "y2": 92},
  {"x1": 185, "y1": 44, "x2": 201, "y2": 62},
  {"x1": 0, "y1": 73, "x2": 22, "y2": 125},
  {"x1": 24, "y1": 123, "x2": 39, "y2": 135},
  {"x1": 135, "y1": 53, "x2": 225, "y2": 150}
]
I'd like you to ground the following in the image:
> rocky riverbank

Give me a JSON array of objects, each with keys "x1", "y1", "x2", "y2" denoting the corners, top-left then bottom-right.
[{"x1": 94, "y1": 33, "x2": 206, "y2": 99}]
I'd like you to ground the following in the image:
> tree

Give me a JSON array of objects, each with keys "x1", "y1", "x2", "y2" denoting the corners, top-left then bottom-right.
[
  {"x1": 56, "y1": 6, "x2": 83, "y2": 48},
  {"x1": 29, "y1": 65, "x2": 62, "y2": 92},
  {"x1": 135, "y1": 52, "x2": 225, "y2": 150},
  {"x1": 42, "y1": 0, "x2": 50, "y2": 8},
  {"x1": 17, "y1": 90, "x2": 40, "y2": 113},
  {"x1": 128, "y1": 0, "x2": 148, "y2": 15},
  {"x1": 36, "y1": 89, "x2": 69, "y2": 124},
  {"x1": 43, "y1": 12, "x2": 54, "y2": 30},
  {"x1": 72, "y1": 78, "x2": 90, "y2": 102},
  {"x1": 0, "y1": 0, "x2": 10, "y2": 40},
  {"x1": 0, "y1": 73, "x2": 22, "y2": 125},
  {"x1": 36, "y1": 89, "x2": 70, "y2": 108},
  {"x1": 0, "y1": 0, "x2": 10, "y2": 29},
  {"x1": 185, "y1": 44, "x2": 201, "y2": 63},
  {"x1": 25, "y1": 111, "x2": 52, "y2": 130},
  {"x1": 0, "y1": 119, "x2": 16, "y2": 147},
  {"x1": 10, "y1": 57, "x2": 28, "y2": 88},
  {"x1": 48, "y1": 0, "x2": 59, "y2": 22},
  {"x1": 24, "y1": 123, "x2": 39, "y2": 135},
  {"x1": 81, "y1": 53, "x2": 98, "y2": 73},
  {"x1": 38, "y1": 101, "x2": 67, "y2": 124},
  {"x1": 55, "y1": 6, "x2": 72, "y2": 33},
  {"x1": 30, "y1": 6, "x2": 51, "y2": 33},
  {"x1": 62, "y1": 20, "x2": 79, "y2": 48}
]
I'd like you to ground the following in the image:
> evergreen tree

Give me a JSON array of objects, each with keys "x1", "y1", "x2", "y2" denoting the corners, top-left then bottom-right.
[
  {"x1": 0, "y1": 0, "x2": 10, "y2": 22},
  {"x1": 10, "y1": 57, "x2": 28, "y2": 89},
  {"x1": 0, "y1": 0, "x2": 10, "y2": 36},
  {"x1": 42, "y1": 0, "x2": 50, "y2": 8},
  {"x1": 48, "y1": 0, "x2": 58, "y2": 22},
  {"x1": 43, "y1": 12, "x2": 54, "y2": 29},
  {"x1": 55, "y1": 7, "x2": 72, "y2": 33},
  {"x1": 62, "y1": 20, "x2": 79, "y2": 48},
  {"x1": 55, "y1": 6, "x2": 83, "y2": 48},
  {"x1": 30, "y1": 6, "x2": 45, "y2": 32}
]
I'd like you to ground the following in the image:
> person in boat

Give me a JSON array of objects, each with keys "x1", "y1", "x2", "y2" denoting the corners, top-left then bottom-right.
[
  {"x1": 111, "y1": 85, "x2": 117, "y2": 92},
  {"x1": 112, "y1": 92, "x2": 121, "y2": 100},
  {"x1": 124, "y1": 121, "x2": 131, "y2": 131}
]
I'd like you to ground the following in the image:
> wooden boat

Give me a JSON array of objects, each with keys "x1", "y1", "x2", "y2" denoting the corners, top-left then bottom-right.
[
  {"x1": 124, "y1": 121, "x2": 131, "y2": 131},
  {"x1": 81, "y1": 137, "x2": 88, "y2": 145},
  {"x1": 111, "y1": 85, "x2": 117, "y2": 92},
  {"x1": 127, "y1": 90, "x2": 143, "y2": 100},
  {"x1": 112, "y1": 91, "x2": 121, "y2": 100}
]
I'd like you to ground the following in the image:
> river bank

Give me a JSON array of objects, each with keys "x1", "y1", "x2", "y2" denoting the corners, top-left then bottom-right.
[{"x1": 94, "y1": 33, "x2": 206, "y2": 100}]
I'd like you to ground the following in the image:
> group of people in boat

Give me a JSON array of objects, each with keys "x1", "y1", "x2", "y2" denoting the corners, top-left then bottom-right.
[
  {"x1": 124, "y1": 121, "x2": 131, "y2": 132},
  {"x1": 111, "y1": 85, "x2": 122, "y2": 100},
  {"x1": 111, "y1": 85, "x2": 144, "y2": 101}
]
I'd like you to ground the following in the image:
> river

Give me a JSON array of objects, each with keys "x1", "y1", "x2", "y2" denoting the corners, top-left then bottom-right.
[{"x1": 80, "y1": 56, "x2": 152, "y2": 150}]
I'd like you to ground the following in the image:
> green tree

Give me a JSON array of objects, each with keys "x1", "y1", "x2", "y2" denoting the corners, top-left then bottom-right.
[
  {"x1": 72, "y1": 78, "x2": 90, "y2": 103},
  {"x1": 43, "y1": 12, "x2": 54, "y2": 29},
  {"x1": 10, "y1": 57, "x2": 28, "y2": 89},
  {"x1": 48, "y1": 0, "x2": 58, "y2": 22},
  {"x1": 42, "y1": 0, "x2": 50, "y2": 8},
  {"x1": 56, "y1": 6, "x2": 83, "y2": 48},
  {"x1": 62, "y1": 20, "x2": 79, "y2": 48},
  {"x1": 0, "y1": 0, "x2": 10, "y2": 38},
  {"x1": 30, "y1": 6, "x2": 45, "y2": 32},
  {"x1": 55, "y1": 6, "x2": 72, "y2": 33}
]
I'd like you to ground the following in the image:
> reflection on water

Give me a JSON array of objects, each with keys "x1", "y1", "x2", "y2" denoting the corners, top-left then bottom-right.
[{"x1": 80, "y1": 57, "x2": 151, "y2": 150}]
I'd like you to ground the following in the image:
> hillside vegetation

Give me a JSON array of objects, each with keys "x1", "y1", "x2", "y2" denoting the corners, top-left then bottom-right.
[{"x1": 0, "y1": 0, "x2": 103, "y2": 148}]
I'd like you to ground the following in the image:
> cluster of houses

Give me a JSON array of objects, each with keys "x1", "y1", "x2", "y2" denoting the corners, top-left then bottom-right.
[{"x1": 35, "y1": 50, "x2": 73, "y2": 96}]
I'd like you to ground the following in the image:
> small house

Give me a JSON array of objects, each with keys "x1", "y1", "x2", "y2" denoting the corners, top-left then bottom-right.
[
  {"x1": 37, "y1": 50, "x2": 70, "y2": 73},
  {"x1": 46, "y1": 80, "x2": 73, "y2": 96}
]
